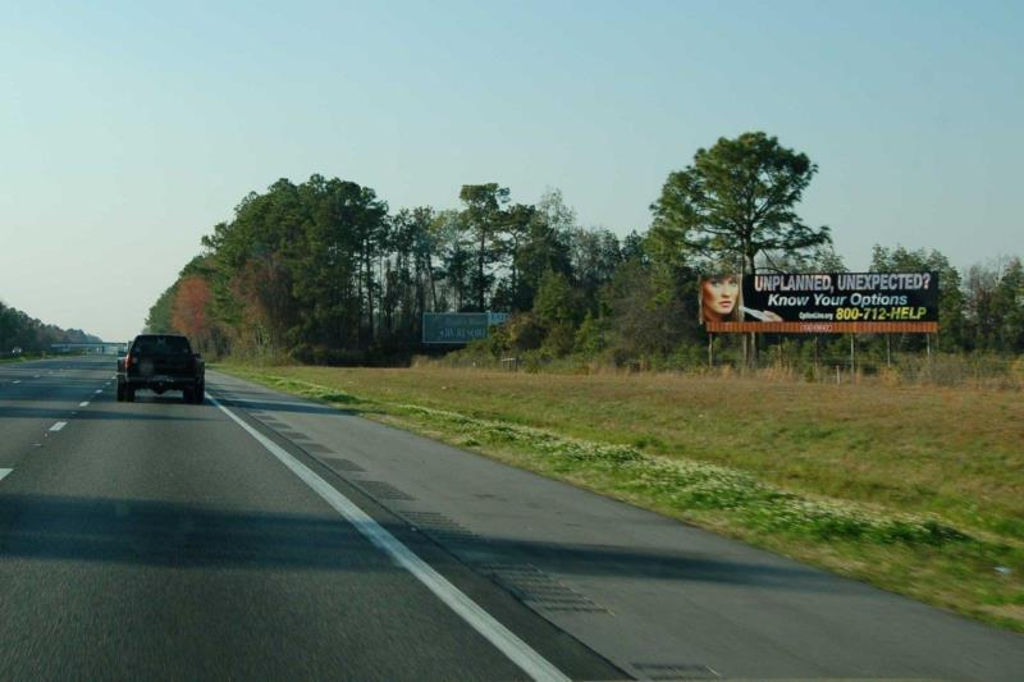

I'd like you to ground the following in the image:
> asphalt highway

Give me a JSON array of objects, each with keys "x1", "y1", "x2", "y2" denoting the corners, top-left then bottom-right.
[{"x1": 1, "y1": 356, "x2": 1022, "y2": 681}]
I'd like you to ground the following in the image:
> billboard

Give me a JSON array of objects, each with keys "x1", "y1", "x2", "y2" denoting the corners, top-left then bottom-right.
[
  {"x1": 700, "y1": 272, "x2": 938, "y2": 333},
  {"x1": 422, "y1": 312, "x2": 509, "y2": 344}
]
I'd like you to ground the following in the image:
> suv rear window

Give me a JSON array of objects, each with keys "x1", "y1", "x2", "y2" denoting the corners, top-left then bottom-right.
[{"x1": 133, "y1": 336, "x2": 192, "y2": 355}]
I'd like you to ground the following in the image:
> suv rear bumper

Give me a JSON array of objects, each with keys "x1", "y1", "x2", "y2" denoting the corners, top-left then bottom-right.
[{"x1": 119, "y1": 376, "x2": 203, "y2": 392}]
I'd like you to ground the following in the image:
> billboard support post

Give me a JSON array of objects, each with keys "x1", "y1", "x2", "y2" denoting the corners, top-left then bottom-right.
[
  {"x1": 886, "y1": 334, "x2": 892, "y2": 368},
  {"x1": 707, "y1": 333, "x2": 714, "y2": 369},
  {"x1": 850, "y1": 334, "x2": 856, "y2": 376}
]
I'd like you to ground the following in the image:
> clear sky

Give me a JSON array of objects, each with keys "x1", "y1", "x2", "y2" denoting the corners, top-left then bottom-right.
[{"x1": 1, "y1": 0, "x2": 1021, "y2": 340}]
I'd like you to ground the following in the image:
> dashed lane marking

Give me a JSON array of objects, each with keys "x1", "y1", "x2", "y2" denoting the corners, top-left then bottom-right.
[
  {"x1": 49, "y1": 422, "x2": 67, "y2": 432},
  {"x1": 79, "y1": 401, "x2": 89, "y2": 407},
  {"x1": 12, "y1": 380, "x2": 21, "y2": 384},
  {"x1": 0, "y1": 469, "x2": 11, "y2": 482},
  {"x1": 211, "y1": 395, "x2": 570, "y2": 682},
  {"x1": 94, "y1": 389, "x2": 102, "y2": 394}
]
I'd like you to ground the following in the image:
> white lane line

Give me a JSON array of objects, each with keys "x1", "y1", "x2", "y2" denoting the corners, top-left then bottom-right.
[
  {"x1": 79, "y1": 401, "x2": 90, "y2": 407},
  {"x1": 0, "y1": 469, "x2": 11, "y2": 482},
  {"x1": 211, "y1": 395, "x2": 569, "y2": 682},
  {"x1": 13, "y1": 380, "x2": 20, "y2": 384},
  {"x1": 33, "y1": 375, "x2": 40, "y2": 379},
  {"x1": 49, "y1": 421, "x2": 67, "y2": 432},
  {"x1": 94, "y1": 389, "x2": 102, "y2": 394}
]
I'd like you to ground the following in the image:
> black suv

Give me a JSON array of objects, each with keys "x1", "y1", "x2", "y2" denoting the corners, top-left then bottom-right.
[{"x1": 117, "y1": 334, "x2": 206, "y2": 404}]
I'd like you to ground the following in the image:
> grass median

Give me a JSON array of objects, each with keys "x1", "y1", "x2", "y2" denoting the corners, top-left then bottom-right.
[
  {"x1": 216, "y1": 363, "x2": 1024, "y2": 632},
  {"x1": 0, "y1": 354, "x2": 45, "y2": 364}
]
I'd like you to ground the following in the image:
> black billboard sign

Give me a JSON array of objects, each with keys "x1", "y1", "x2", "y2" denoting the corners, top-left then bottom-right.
[{"x1": 700, "y1": 272, "x2": 939, "y2": 333}]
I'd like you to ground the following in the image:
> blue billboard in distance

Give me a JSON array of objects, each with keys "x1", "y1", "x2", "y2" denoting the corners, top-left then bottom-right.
[{"x1": 422, "y1": 312, "x2": 509, "y2": 344}]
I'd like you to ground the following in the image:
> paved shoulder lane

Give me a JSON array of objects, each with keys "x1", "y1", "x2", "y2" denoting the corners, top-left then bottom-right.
[{"x1": 206, "y1": 369, "x2": 1024, "y2": 682}]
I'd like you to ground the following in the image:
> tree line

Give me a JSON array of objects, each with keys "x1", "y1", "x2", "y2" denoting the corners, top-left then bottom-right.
[
  {"x1": 0, "y1": 300, "x2": 101, "y2": 354},
  {"x1": 146, "y1": 132, "x2": 1024, "y2": 366}
]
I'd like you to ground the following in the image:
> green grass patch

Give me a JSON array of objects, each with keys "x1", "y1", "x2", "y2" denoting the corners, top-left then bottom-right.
[
  {"x1": 0, "y1": 354, "x2": 44, "y2": 364},
  {"x1": 0, "y1": 352, "x2": 87, "y2": 364}
]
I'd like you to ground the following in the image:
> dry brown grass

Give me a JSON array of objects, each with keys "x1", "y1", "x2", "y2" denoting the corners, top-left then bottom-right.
[{"x1": 260, "y1": 364, "x2": 1023, "y2": 538}]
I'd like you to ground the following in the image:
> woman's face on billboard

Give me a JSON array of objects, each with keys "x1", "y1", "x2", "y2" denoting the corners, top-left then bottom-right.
[{"x1": 703, "y1": 276, "x2": 739, "y2": 317}]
